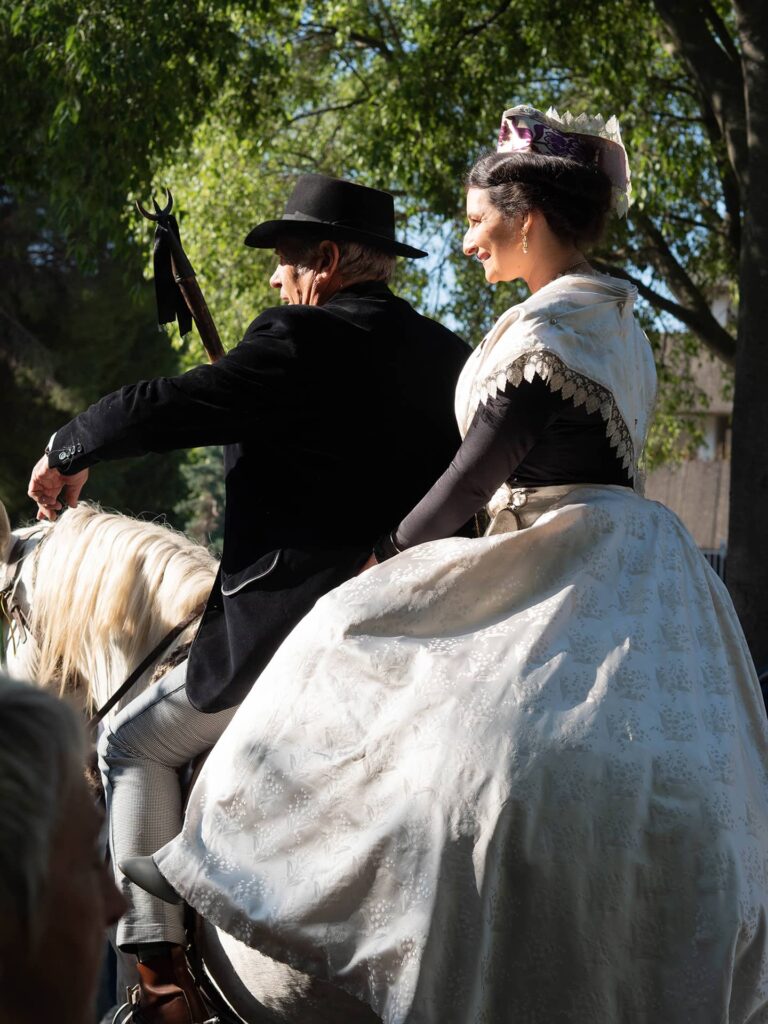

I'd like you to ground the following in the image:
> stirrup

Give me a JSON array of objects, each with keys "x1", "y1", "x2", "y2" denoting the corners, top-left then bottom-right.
[
  {"x1": 110, "y1": 1000, "x2": 134, "y2": 1024},
  {"x1": 114, "y1": 986, "x2": 223, "y2": 1024}
]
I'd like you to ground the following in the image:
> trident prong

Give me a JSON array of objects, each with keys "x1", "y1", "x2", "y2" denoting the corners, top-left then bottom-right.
[{"x1": 135, "y1": 188, "x2": 173, "y2": 222}]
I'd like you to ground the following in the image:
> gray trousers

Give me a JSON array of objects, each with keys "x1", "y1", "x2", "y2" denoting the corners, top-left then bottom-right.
[{"x1": 98, "y1": 661, "x2": 237, "y2": 949}]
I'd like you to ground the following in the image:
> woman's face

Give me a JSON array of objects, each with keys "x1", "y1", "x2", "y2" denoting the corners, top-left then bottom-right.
[{"x1": 463, "y1": 187, "x2": 523, "y2": 283}]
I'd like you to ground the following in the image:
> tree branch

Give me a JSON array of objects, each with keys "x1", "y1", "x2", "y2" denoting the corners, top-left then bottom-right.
[
  {"x1": 633, "y1": 209, "x2": 723, "y2": 312},
  {"x1": 663, "y1": 210, "x2": 728, "y2": 236},
  {"x1": 702, "y1": 0, "x2": 742, "y2": 64},
  {"x1": 653, "y1": 0, "x2": 748, "y2": 193},
  {"x1": 459, "y1": 0, "x2": 514, "y2": 42},
  {"x1": 696, "y1": 92, "x2": 742, "y2": 256},
  {"x1": 348, "y1": 31, "x2": 394, "y2": 61},
  {"x1": 0, "y1": 305, "x2": 75, "y2": 402},
  {"x1": 654, "y1": 111, "x2": 707, "y2": 125},
  {"x1": 300, "y1": 22, "x2": 395, "y2": 62},
  {"x1": 374, "y1": 0, "x2": 405, "y2": 55},
  {"x1": 335, "y1": 52, "x2": 375, "y2": 99},
  {"x1": 591, "y1": 260, "x2": 736, "y2": 365},
  {"x1": 647, "y1": 74, "x2": 699, "y2": 100},
  {"x1": 287, "y1": 96, "x2": 368, "y2": 124}
]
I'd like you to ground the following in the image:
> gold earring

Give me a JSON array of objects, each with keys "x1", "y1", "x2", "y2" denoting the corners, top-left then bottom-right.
[{"x1": 522, "y1": 230, "x2": 528, "y2": 254}]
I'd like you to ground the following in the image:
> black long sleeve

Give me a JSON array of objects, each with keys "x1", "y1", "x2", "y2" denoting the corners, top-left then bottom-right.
[
  {"x1": 47, "y1": 318, "x2": 299, "y2": 473},
  {"x1": 393, "y1": 375, "x2": 630, "y2": 551}
]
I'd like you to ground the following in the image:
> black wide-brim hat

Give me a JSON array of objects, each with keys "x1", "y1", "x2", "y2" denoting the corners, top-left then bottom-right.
[{"x1": 245, "y1": 173, "x2": 427, "y2": 259}]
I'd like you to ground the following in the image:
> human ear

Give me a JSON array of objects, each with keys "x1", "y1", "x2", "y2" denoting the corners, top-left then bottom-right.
[{"x1": 316, "y1": 240, "x2": 340, "y2": 279}]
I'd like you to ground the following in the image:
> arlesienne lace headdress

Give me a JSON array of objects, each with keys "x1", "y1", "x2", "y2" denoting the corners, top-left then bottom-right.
[{"x1": 497, "y1": 105, "x2": 632, "y2": 216}]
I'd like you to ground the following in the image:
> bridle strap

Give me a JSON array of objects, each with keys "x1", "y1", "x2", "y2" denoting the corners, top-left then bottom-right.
[
  {"x1": 0, "y1": 530, "x2": 47, "y2": 657},
  {"x1": 88, "y1": 607, "x2": 203, "y2": 730},
  {"x1": 5, "y1": 535, "x2": 29, "y2": 568},
  {"x1": 1, "y1": 531, "x2": 44, "y2": 598}
]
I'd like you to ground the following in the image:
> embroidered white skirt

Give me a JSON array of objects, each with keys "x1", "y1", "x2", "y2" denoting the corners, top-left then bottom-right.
[{"x1": 157, "y1": 485, "x2": 768, "y2": 1023}]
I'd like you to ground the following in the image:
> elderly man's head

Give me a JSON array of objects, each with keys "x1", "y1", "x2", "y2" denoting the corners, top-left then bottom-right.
[
  {"x1": 0, "y1": 677, "x2": 125, "y2": 1024},
  {"x1": 269, "y1": 236, "x2": 397, "y2": 305},
  {"x1": 246, "y1": 173, "x2": 426, "y2": 306}
]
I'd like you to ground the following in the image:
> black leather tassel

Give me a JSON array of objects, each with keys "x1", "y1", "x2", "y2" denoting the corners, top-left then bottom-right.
[{"x1": 152, "y1": 214, "x2": 193, "y2": 337}]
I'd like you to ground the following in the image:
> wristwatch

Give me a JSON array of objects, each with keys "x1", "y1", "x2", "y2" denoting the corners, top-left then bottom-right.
[{"x1": 372, "y1": 530, "x2": 403, "y2": 563}]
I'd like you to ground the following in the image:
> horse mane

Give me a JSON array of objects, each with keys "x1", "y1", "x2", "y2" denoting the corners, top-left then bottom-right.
[{"x1": 29, "y1": 503, "x2": 218, "y2": 710}]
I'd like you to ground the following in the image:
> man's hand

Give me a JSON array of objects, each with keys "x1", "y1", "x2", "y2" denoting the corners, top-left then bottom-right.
[{"x1": 28, "y1": 456, "x2": 89, "y2": 522}]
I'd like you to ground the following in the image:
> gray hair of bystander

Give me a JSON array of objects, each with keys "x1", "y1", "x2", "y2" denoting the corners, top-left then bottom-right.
[{"x1": 0, "y1": 675, "x2": 86, "y2": 950}]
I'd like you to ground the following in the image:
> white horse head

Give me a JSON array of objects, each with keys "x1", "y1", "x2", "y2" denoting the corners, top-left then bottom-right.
[
  {"x1": 0, "y1": 501, "x2": 218, "y2": 720},
  {"x1": 0, "y1": 509, "x2": 50, "y2": 689}
]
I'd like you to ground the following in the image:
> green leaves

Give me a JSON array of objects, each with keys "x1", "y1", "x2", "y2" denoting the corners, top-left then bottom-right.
[{"x1": 2, "y1": 0, "x2": 748, "y2": 528}]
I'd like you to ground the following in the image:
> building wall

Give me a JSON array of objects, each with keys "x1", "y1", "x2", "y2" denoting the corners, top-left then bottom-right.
[{"x1": 645, "y1": 459, "x2": 730, "y2": 549}]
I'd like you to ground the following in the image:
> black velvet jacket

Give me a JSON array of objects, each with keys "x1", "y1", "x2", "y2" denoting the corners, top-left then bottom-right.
[{"x1": 49, "y1": 282, "x2": 469, "y2": 710}]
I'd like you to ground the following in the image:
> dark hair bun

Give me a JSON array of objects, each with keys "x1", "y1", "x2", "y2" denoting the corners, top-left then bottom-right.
[{"x1": 467, "y1": 151, "x2": 612, "y2": 247}]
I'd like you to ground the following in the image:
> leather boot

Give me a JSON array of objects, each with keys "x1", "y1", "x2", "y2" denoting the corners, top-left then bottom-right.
[{"x1": 129, "y1": 944, "x2": 210, "y2": 1024}]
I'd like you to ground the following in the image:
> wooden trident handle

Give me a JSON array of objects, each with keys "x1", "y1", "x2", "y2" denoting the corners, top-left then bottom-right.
[
  {"x1": 136, "y1": 189, "x2": 225, "y2": 364},
  {"x1": 160, "y1": 226, "x2": 225, "y2": 364}
]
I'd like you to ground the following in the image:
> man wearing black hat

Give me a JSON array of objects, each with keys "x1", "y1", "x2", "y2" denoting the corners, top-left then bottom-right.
[{"x1": 28, "y1": 173, "x2": 469, "y2": 1023}]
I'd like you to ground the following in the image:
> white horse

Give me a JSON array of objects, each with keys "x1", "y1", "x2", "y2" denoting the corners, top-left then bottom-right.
[
  {"x1": 0, "y1": 500, "x2": 216, "y2": 719},
  {"x1": 0, "y1": 500, "x2": 379, "y2": 1024}
]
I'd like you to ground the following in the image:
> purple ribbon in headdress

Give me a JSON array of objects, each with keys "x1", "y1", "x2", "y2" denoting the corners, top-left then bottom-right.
[{"x1": 497, "y1": 105, "x2": 631, "y2": 214}]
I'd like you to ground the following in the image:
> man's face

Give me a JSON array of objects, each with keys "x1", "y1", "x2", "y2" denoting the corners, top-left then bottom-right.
[
  {"x1": 269, "y1": 248, "x2": 317, "y2": 305},
  {"x1": 0, "y1": 776, "x2": 126, "y2": 1024}
]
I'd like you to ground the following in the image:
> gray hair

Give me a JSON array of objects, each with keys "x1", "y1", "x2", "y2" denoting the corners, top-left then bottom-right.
[
  {"x1": 279, "y1": 236, "x2": 397, "y2": 284},
  {"x1": 0, "y1": 677, "x2": 86, "y2": 949}
]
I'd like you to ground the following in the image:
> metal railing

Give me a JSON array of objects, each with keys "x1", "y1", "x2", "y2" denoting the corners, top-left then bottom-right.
[{"x1": 701, "y1": 544, "x2": 727, "y2": 582}]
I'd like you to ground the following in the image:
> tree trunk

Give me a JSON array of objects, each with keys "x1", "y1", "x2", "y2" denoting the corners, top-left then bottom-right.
[{"x1": 729, "y1": 0, "x2": 768, "y2": 667}]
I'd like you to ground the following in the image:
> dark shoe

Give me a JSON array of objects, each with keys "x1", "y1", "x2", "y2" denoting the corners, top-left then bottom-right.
[
  {"x1": 120, "y1": 855, "x2": 183, "y2": 905},
  {"x1": 128, "y1": 945, "x2": 211, "y2": 1024}
]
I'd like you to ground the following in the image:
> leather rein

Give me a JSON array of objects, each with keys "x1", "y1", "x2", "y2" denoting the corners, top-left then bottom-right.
[
  {"x1": 0, "y1": 529, "x2": 44, "y2": 659},
  {"x1": 88, "y1": 608, "x2": 201, "y2": 729}
]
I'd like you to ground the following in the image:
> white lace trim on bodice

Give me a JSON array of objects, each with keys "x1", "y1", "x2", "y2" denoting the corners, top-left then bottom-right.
[{"x1": 473, "y1": 347, "x2": 635, "y2": 476}]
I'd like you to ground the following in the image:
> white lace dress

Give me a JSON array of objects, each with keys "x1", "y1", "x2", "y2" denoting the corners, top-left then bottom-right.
[{"x1": 157, "y1": 276, "x2": 768, "y2": 1023}]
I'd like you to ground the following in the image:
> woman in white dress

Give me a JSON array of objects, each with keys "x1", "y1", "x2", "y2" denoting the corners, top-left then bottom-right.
[{"x1": 154, "y1": 106, "x2": 768, "y2": 1023}]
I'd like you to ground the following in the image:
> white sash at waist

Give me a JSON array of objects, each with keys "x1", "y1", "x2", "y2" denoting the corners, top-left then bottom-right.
[{"x1": 485, "y1": 482, "x2": 595, "y2": 533}]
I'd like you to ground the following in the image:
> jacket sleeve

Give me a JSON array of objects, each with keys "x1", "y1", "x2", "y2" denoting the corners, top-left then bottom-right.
[
  {"x1": 392, "y1": 376, "x2": 561, "y2": 550},
  {"x1": 47, "y1": 314, "x2": 300, "y2": 474}
]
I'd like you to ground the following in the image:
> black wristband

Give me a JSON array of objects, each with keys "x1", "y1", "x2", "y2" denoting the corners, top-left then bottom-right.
[{"x1": 372, "y1": 530, "x2": 403, "y2": 563}]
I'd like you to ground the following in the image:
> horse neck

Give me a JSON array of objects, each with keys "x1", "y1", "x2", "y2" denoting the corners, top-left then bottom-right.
[{"x1": 28, "y1": 508, "x2": 216, "y2": 713}]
